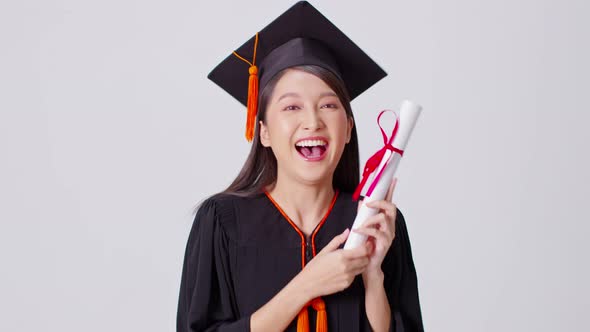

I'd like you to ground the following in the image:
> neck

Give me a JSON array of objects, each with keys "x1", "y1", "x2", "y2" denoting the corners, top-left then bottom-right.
[{"x1": 267, "y1": 171, "x2": 336, "y2": 236}]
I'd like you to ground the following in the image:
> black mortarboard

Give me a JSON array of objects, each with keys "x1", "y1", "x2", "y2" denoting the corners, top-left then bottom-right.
[{"x1": 208, "y1": 1, "x2": 387, "y2": 142}]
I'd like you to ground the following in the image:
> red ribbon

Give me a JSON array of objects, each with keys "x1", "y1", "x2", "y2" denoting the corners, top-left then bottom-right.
[{"x1": 353, "y1": 110, "x2": 405, "y2": 201}]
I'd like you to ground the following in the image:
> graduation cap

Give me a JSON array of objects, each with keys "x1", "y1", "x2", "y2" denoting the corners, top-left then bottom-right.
[{"x1": 208, "y1": 1, "x2": 387, "y2": 142}]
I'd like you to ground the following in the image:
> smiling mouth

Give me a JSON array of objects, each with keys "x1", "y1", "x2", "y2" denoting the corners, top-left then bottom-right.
[{"x1": 295, "y1": 139, "x2": 328, "y2": 160}]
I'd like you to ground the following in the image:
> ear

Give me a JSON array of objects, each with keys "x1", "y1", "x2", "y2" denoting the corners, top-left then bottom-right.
[
  {"x1": 259, "y1": 120, "x2": 271, "y2": 147},
  {"x1": 346, "y1": 117, "x2": 354, "y2": 143}
]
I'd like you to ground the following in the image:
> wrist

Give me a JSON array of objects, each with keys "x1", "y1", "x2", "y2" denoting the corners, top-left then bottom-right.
[
  {"x1": 290, "y1": 270, "x2": 316, "y2": 304},
  {"x1": 362, "y1": 268, "x2": 384, "y2": 289}
]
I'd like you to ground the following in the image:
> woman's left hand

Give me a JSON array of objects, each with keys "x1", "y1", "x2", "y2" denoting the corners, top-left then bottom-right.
[{"x1": 353, "y1": 177, "x2": 398, "y2": 277}]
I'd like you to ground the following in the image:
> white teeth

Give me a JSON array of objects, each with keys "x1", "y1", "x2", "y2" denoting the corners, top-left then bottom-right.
[{"x1": 295, "y1": 139, "x2": 327, "y2": 147}]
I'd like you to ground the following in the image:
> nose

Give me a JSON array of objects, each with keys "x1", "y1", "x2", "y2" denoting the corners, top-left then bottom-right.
[{"x1": 302, "y1": 108, "x2": 324, "y2": 131}]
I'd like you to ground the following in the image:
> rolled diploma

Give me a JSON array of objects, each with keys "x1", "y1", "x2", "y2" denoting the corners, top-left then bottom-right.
[{"x1": 344, "y1": 100, "x2": 422, "y2": 250}]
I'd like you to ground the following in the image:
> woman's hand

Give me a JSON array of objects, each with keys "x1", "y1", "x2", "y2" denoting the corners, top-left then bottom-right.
[
  {"x1": 353, "y1": 178, "x2": 398, "y2": 277},
  {"x1": 296, "y1": 228, "x2": 373, "y2": 299}
]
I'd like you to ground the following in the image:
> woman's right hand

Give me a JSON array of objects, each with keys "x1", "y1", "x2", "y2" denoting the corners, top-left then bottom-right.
[{"x1": 297, "y1": 228, "x2": 373, "y2": 299}]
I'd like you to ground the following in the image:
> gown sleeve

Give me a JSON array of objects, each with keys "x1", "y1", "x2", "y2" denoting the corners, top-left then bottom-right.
[
  {"x1": 177, "y1": 197, "x2": 250, "y2": 332},
  {"x1": 383, "y1": 208, "x2": 424, "y2": 332}
]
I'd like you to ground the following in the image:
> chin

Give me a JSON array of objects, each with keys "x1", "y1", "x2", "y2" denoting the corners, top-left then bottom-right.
[{"x1": 293, "y1": 167, "x2": 335, "y2": 187}]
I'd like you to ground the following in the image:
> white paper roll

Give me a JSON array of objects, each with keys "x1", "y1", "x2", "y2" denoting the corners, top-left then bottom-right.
[{"x1": 344, "y1": 100, "x2": 422, "y2": 249}]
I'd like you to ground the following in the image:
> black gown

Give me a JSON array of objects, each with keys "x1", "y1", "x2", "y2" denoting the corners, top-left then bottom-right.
[{"x1": 176, "y1": 191, "x2": 423, "y2": 332}]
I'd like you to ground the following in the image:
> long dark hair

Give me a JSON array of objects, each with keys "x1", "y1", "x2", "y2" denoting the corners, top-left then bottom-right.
[{"x1": 222, "y1": 65, "x2": 360, "y2": 197}]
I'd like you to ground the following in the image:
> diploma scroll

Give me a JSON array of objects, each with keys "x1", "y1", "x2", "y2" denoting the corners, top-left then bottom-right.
[{"x1": 344, "y1": 100, "x2": 422, "y2": 250}]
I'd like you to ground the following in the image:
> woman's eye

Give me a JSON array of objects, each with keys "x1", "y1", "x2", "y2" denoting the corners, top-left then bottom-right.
[
  {"x1": 321, "y1": 103, "x2": 338, "y2": 109},
  {"x1": 283, "y1": 105, "x2": 300, "y2": 111}
]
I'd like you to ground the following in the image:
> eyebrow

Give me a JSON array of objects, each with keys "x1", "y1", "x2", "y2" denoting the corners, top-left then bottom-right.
[
  {"x1": 319, "y1": 92, "x2": 338, "y2": 98},
  {"x1": 277, "y1": 92, "x2": 300, "y2": 102},
  {"x1": 277, "y1": 91, "x2": 338, "y2": 102}
]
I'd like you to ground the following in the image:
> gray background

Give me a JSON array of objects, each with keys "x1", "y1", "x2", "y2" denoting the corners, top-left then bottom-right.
[{"x1": 1, "y1": 0, "x2": 588, "y2": 331}]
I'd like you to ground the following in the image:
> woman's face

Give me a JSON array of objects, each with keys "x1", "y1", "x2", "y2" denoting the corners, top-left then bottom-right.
[{"x1": 260, "y1": 68, "x2": 353, "y2": 187}]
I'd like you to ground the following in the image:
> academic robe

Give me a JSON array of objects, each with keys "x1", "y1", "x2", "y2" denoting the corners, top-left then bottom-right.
[{"x1": 177, "y1": 191, "x2": 424, "y2": 332}]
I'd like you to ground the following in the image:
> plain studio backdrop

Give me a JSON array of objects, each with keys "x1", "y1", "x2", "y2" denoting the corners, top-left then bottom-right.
[{"x1": 1, "y1": 0, "x2": 588, "y2": 331}]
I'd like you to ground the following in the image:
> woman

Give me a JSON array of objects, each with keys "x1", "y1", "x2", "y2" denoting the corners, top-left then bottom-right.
[{"x1": 177, "y1": 2, "x2": 423, "y2": 331}]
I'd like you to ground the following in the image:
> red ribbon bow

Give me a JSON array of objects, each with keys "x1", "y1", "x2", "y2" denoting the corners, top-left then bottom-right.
[{"x1": 353, "y1": 110, "x2": 405, "y2": 201}]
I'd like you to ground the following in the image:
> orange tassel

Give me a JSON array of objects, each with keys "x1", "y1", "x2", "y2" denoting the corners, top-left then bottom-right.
[
  {"x1": 297, "y1": 307, "x2": 309, "y2": 332},
  {"x1": 232, "y1": 32, "x2": 260, "y2": 142},
  {"x1": 312, "y1": 298, "x2": 328, "y2": 332},
  {"x1": 296, "y1": 298, "x2": 327, "y2": 332},
  {"x1": 245, "y1": 65, "x2": 258, "y2": 142}
]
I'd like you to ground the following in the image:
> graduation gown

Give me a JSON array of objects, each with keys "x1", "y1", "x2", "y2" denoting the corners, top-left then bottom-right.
[{"x1": 177, "y1": 191, "x2": 423, "y2": 332}]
